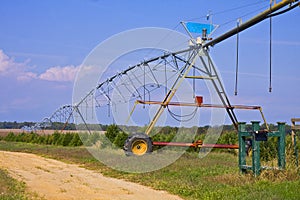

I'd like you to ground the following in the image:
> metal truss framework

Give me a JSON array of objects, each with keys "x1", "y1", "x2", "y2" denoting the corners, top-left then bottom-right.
[
  {"x1": 27, "y1": 0, "x2": 298, "y2": 133},
  {"x1": 74, "y1": 45, "x2": 249, "y2": 133},
  {"x1": 22, "y1": 105, "x2": 75, "y2": 131}
]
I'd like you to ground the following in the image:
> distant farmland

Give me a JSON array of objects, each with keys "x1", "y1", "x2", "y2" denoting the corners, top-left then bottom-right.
[{"x1": 0, "y1": 129, "x2": 105, "y2": 137}]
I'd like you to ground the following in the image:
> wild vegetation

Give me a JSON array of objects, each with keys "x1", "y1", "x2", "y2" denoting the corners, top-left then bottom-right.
[
  {"x1": 0, "y1": 141, "x2": 299, "y2": 200},
  {"x1": 0, "y1": 132, "x2": 83, "y2": 147},
  {"x1": 0, "y1": 169, "x2": 28, "y2": 200},
  {"x1": 1, "y1": 123, "x2": 300, "y2": 199},
  {"x1": 1, "y1": 123, "x2": 299, "y2": 163}
]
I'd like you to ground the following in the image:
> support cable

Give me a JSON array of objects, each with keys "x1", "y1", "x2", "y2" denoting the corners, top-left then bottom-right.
[{"x1": 185, "y1": 0, "x2": 267, "y2": 21}]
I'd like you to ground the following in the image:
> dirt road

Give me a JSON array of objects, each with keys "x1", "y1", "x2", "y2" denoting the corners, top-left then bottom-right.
[{"x1": 0, "y1": 151, "x2": 182, "y2": 200}]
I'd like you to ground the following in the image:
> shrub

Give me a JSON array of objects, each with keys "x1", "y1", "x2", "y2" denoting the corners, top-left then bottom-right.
[
  {"x1": 0, "y1": 131, "x2": 84, "y2": 147},
  {"x1": 45, "y1": 134, "x2": 53, "y2": 145},
  {"x1": 61, "y1": 133, "x2": 73, "y2": 146},
  {"x1": 28, "y1": 132, "x2": 39, "y2": 143},
  {"x1": 15, "y1": 132, "x2": 26, "y2": 142},
  {"x1": 4, "y1": 132, "x2": 16, "y2": 142},
  {"x1": 52, "y1": 132, "x2": 61, "y2": 145},
  {"x1": 260, "y1": 137, "x2": 278, "y2": 161},
  {"x1": 113, "y1": 132, "x2": 128, "y2": 148},
  {"x1": 84, "y1": 132, "x2": 101, "y2": 146},
  {"x1": 55, "y1": 134, "x2": 64, "y2": 146},
  {"x1": 105, "y1": 124, "x2": 120, "y2": 143},
  {"x1": 98, "y1": 134, "x2": 110, "y2": 148},
  {"x1": 36, "y1": 136, "x2": 46, "y2": 144},
  {"x1": 218, "y1": 131, "x2": 238, "y2": 145},
  {"x1": 69, "y1": 133, "x2": 83, "y2": 146}
]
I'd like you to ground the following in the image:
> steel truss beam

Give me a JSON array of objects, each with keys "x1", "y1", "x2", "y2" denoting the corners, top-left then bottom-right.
[{"x1": 42, "y1": 1, "x2": 298, "y2": 133}]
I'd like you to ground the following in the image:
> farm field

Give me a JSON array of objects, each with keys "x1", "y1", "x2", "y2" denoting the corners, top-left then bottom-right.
[
  {"x1": 0, "y1": 129, "x2": 103, "y2": 137},
  {"x1": 0, "y1": 141, "x2": 299, "y2": 200},
  {"x1": 1, "y1": 1, "x2": 300, "y2": 200}
]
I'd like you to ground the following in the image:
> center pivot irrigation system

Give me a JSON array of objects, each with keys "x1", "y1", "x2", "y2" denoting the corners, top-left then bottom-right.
[
  {"x1": 121, "y1": 0, "x2": 299, "y2": 156},
  {"x1": 30, "y1": 1, "x2": 299, "y2": 174}
]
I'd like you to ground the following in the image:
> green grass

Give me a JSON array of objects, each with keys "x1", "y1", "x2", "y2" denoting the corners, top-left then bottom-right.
[
  {"x1": 0, "y1": 168, "x2": 28, "y2": 200},
  {"x1": 0, "y1": 141, "x2": 299, "y2": 200}
]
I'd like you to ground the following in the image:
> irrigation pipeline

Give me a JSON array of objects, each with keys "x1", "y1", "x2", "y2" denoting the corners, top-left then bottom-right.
[
  {"x1": 78, "y1": 0, "x2": 299, "y2": 108},
  {"x1": 204, "y1": 0, "x2": 299, "y2": 48},
  {"x1": 73, "y1": 0, "x2": 299, "y2": 133}
]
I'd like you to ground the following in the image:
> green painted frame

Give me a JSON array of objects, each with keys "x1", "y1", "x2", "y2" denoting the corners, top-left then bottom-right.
[{"x1": 238, "y1": 121, "x2": 286, "y2": 177}]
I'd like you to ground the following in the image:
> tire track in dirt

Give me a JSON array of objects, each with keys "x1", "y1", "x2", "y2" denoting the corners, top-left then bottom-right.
[{"x1": 0, "y1": 151, "x2": 182, "y2": 200}]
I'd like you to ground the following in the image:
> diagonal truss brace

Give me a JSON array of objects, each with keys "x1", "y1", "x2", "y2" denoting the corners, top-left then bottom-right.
[{"x1": 145, "y1": 49, "x2": 200, "y2": 135}]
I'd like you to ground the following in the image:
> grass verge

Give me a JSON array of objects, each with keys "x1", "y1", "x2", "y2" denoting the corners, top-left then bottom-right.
[
  {"x1": 0, "y1": 141, "x2": 299, "y2": 200},
  {"x1": 0, "y1": 168, "x2": 28, "y2": 200}
]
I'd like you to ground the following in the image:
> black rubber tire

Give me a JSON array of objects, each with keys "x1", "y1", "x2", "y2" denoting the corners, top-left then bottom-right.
[{"x1": 123, "y1": 133, "x2": 153, "y2": 156}]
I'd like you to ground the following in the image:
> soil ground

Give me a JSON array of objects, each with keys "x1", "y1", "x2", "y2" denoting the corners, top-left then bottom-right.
[{"x1": 0, "y1": 151, "x2": 182, "y2": 200}]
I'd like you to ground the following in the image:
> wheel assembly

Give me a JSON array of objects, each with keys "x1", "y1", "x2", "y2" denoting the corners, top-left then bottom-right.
[{"x1": 123, "y1": 133, "x2": 153, "y2": 156}]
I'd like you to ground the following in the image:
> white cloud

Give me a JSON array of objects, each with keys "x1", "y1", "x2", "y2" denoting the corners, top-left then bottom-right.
[
  {"x1": 17, "y1": 72, "x2": 38, "y2": 81},
  {"x1": 0, "y1": 49, "x2": 79, "y2": 82},
  {"x1": 39, "y1": 65, "x2": 79, "y2": 82},
  {"x1": 0, "y1": 49, "x2": 38, "y2": 81},
  {"x1": 0, "y1": 49, "x2": 10, "y2": 73},
  {"x1": 0, "y1": 49, "x2": 28, "y2": 75}
]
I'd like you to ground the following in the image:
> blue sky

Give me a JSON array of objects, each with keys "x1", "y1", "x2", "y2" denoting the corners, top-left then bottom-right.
[{"x1": 0, "y1": 0, "x2": 299, "y2": 125}]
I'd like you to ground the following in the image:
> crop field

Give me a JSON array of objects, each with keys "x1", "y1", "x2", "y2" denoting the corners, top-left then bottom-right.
[
  {"x1": 0, "y1": 140, "x2": 299, "y2": 200},
  {"x1": 0, "y1": 129, "x2": 97, "y2": 137},
  {"x1": 1, "y1": 0, "x2": 300, "y2": 199}
]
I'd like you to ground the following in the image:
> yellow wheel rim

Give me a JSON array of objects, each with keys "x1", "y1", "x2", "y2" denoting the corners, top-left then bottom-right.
[{"x1": 131, "y1": 140, "x2": 148, "y2": 156}]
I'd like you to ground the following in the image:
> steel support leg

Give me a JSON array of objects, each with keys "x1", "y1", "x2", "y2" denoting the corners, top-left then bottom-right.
[
  {"x1": 277, "y1": 122, "x2": 286, "y2": 169},
  {"x1": 251, "y1": 121, "x2": 261, "y2": 177},
  {"x1": 238, "y1": 122, "x2": 247, "y2": 173}
]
